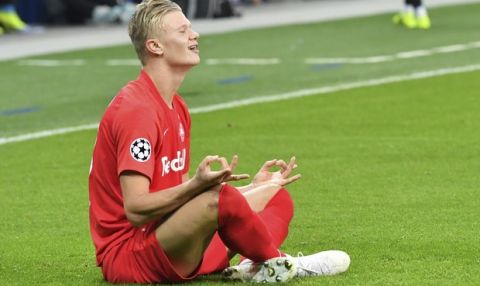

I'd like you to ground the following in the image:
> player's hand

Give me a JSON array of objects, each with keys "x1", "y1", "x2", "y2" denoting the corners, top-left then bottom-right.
[
  {"x1": 222, "y1": 155, "x2": 250, "y2": 183},
  {"x1": 193, "y1": 155, "x2": 249, "y2": 189},
  {"x1": 252, "y1": 156, "x2": 301, "y2": 187}
]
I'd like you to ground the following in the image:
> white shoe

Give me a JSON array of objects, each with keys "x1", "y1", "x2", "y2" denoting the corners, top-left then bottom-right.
[
  {"x1": 223, "y1": 256, "x2": 297, "y2": 283},
  {"x1": 222, "y1": 258, "x2": 259, "y2": 282},
  {"x1": 290, "y1": 250, "x2": 350, "y2": 277},
  {"x1": 223, "y1": 250, "x2": 350, "y2": 282}
]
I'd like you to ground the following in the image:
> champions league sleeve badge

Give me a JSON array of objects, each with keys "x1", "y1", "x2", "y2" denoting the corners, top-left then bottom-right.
[{"x1": 130, "y1": 138, "x2": 152, "y2": 162}]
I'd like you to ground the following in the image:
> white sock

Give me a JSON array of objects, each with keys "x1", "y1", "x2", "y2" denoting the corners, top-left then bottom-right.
[
  {"x1": 404, "y1": 4, "x2": 415, "y2": 14},
  {"x1": 416, "y1": 6, "x2": 428, "y2": 17}
]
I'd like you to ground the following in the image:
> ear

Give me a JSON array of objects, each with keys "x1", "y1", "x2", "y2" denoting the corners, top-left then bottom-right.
[{"x1": 145, "y1": 39, "x2": 164, "y2": 56}]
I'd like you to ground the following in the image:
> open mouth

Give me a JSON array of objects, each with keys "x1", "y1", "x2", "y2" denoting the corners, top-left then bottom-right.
[{"x1": 188, "y1": 44, "x2": 199, "y2": 53}]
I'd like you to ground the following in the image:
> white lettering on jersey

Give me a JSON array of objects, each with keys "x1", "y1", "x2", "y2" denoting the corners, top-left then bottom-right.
[{"x1": 161, "y1": 148, "x2": 186, "y2": 176}]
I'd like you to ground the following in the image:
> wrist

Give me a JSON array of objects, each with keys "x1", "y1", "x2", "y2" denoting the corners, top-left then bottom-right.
[{"x1": 188, "y1": 175, "x2": 205, "y2": 193}]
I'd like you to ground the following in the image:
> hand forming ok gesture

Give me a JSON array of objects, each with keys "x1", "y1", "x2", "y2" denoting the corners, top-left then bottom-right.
[
  {"x1": 193, "y1": 155, "x2": 249, "y2": 189},
  {"x1": 252, "y1": 156, "x2": 301, "y2": 187}
]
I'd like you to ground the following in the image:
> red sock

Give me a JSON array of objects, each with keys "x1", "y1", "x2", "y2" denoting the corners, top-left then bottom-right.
[
  {"x1": 259, "y1": 188, "x2": 294, "y2": 248},
  {"x1": 239, "y1": 188, "x2": 294, "y2": 263},
  {"x1": 217, "y1": 184, "x2": 280, "y2": 262},
  {"x1": 198, "y1": 233, "x2": 230, "y2": 274}
]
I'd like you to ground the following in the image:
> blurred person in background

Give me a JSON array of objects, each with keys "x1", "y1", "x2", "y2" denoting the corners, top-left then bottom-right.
[
  {"x1": 44, "y1": 0, "x2": 140, "y2": 25},
  {"x1": 61, "y1": 0, "x2": 139, "y2": 24},
  {"x1": 393, "y1": 0, "x2": 431, "y2": 29},
  {"x1": 0, "y1": 0, "x2": 28, "y2": 35}
]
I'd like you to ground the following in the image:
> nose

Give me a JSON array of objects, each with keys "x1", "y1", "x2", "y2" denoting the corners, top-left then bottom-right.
[{"x1": 191, "y1": 29, "x2": 199, "y2": 40}]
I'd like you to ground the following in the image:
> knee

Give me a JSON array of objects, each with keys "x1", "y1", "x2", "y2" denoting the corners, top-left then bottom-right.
[
  {"x1": 196, "y1": 190, "x2": 220, "y2": 223},
  {"x1": 204, "y1": 190, "x2": 219, "y2": 210}
]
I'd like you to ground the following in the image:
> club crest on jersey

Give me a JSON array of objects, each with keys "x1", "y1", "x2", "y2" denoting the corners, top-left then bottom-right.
[
  {"x1": 179, "y1": 123, "x2": 185, "y2": 142},
  {"x1": 130, "y1": 138, "x2": 151, "y2": 162}
]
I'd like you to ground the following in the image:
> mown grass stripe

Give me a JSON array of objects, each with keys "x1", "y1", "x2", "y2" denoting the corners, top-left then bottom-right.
[{"x1": 1, "y1": 63, "x2": 479, "y2": 146}]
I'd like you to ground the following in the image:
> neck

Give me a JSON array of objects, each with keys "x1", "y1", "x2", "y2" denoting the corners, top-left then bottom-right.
[{"x1": 143, "y1": 62, "x2": 190, "y2": 108}]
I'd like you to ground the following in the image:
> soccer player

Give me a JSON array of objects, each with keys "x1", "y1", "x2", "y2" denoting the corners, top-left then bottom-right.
[
  {"x1": 88, "y1": 0, "x2": 350, "y2": 283},
  {"x1": 393, "y1": 0, "x2": 431, "y2": 29}
]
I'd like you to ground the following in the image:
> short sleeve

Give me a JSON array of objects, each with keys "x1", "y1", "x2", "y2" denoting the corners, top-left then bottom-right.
[{"x1": 112, "y1": 107, "x2": 160, "y2": 181}]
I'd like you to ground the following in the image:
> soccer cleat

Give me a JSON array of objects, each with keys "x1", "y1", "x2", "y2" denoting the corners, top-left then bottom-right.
[
  {"x1": 222, "y1": 260, "x2": 259, "y2": 282},
  {"x1": 289, "y1": 250, "x2": 350, "y2": 277},
  {"x1": 222, "y1": 256, "x2": 297, "y2": 283},
  {"x1": 392, "y1": 11, "x2": 417, "y2": 29},
  {"x1": 0, "y1": 10, "x2": 27, "y2": 32},
  {"x1": 416, "y1": 15, "x2": 431, "y2": 29},
  {"x1": 224, "y1": 250, "x2": 350, "y2": 282}
]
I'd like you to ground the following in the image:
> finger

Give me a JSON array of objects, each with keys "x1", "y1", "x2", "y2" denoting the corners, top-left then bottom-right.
[
  {"x1": 275, "y1": 160, "x2": 288, "y2": 174},
  {"x1": 282, "y1": 156, "x2": 296, "y2": 177},
  {"x1": 203, "y1": 155, "x2": 219, "y2": 165},
  {"x1": 217, "y1": 157, "x2": 231, "y2": 171},
  {"x1": 224, "y1": 173, "x2": 250, "y2": 182},
  {"x1": 230, "y1": 155, "x2": 239, "y2": 173},
  {"x1": 288, "y1": 156, "x2": 296, "y2": 168},
  {"x1": 210, "y1": 169, "x2": 232, "y2": 181},
  {"x1": 261, "y1": 159, "x2": 277, "y2": 171},
  {"x1": 278, "y1": 161, "x2": 291, "y2": 176},
  {"x1": 283, "y1": 174, "x2": 302, "y2": 186}
]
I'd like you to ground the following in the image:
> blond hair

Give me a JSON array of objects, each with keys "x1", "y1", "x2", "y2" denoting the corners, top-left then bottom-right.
[{"x1": 128, "y1": 0, "x2": 181, "y2": 65}]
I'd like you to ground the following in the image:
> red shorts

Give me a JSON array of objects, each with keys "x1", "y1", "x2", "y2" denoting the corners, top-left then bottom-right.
[{"x1": 101, "y1": 229, "x2": 229, "y2": 284}]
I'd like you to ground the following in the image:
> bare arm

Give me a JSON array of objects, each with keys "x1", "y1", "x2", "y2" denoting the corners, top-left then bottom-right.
[
  {"x1": 120, "y1": 172, "x2": 205, "y2": 227},
  {"x1": 182, "y1": 173, "x2": 190, "y2": 183},
  {"x1": 121, "y1": 155, "x2": 248, "y2": 227}
]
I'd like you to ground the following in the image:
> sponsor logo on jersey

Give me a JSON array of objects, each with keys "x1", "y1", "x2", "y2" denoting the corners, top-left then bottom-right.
[
  {"x1": 130, "y1": 138, "x2": 152, "y2": 162},
  {"x1": 161, "y1": 148, "x2": 186, "y2": 176}
]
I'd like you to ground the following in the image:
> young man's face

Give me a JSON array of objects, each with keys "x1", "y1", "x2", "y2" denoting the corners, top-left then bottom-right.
[{"x1": 158, "y1": 11, "x2": 200, "y2": 67}]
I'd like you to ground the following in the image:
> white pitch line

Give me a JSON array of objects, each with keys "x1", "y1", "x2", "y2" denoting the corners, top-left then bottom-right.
[
  {"x1": 396, "y1": 49, "x2": 432, "y2": 59},
  {"x1": 305, "y1": 40, "x2": 480, "y2": 64},
  {"x1": 15, "y1": 40, "x2": 480, "y2": 67},
  {"x1": 17, "y1": 59, "x2": 86, "y2": 67},
  {"x1": 106, "y1": 59, "x2": 141, "y2": 66},
  {"x1": 190, "y1": 64, "x2": 480, "y2": 113},
  {"x1": 205, "y1": 58, "x2": 281, "y2": 65},
  {"x1": 0, "y1": 124, "x2": 99, "y2": 145},
  {"x1": 1, "y1": 63, "x2": 480, "y2": 146}
]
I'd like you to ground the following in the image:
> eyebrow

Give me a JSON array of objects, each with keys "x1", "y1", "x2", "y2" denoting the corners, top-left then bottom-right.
[{"x1": 176, "y1": 23, "x2": 191, "y2": 30}]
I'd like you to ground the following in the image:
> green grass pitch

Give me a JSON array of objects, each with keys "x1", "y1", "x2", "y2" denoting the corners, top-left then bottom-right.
[{"x1": 1, "y1": 3, "x2": 480, "y2": 285}]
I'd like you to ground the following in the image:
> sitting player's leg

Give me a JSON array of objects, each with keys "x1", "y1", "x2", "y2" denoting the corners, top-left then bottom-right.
[
  {"x1": 243, "y1": 183, "x2": 285, "y2": 212},
  {"x1": 155, "y1": 189, "x2": 221, "y2": 277},
  {"x1": 223, "y1": 186, "x2": 350, "y2": 281},
  {"x1": 155, "y1": 183, "x2": 295, "y2": 281},
  {"x1": 222, "y1": 187, "x2": 295, "y2": 281},
  {"x1": 258, "y1": 187, "x2": 294, "y2": 247},
  {"x1": 217, "y1": 184, "x2": 281, "y2": 261},
  {"x1": 199, "y1": 186, "x2": 293, "y2": 275},
  {"x1": 198, "y1": 233, "x2": 231, "y2": 275},
  {"x1": 218, "y1": 184, "x2": 297, "y2": 282}
]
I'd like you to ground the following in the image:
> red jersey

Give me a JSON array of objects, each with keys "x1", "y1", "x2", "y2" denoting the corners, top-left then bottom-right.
[{"x1": 88, "y1": 70, "x2": 191, "y2": 266}]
